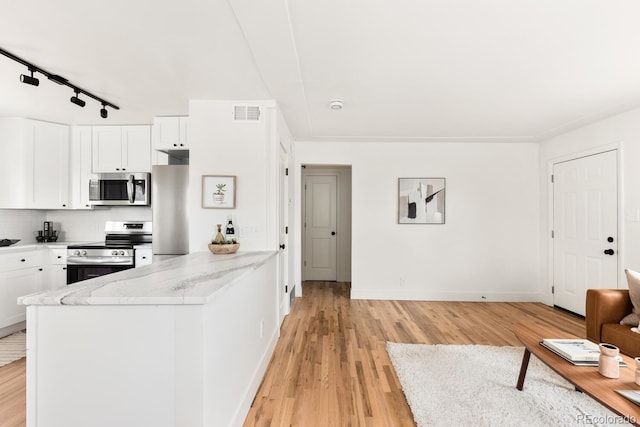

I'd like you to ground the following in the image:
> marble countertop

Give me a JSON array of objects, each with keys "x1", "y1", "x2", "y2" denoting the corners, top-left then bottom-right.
[{"x1": 19, "y1": 251, "x2": 277, "y2": 306}]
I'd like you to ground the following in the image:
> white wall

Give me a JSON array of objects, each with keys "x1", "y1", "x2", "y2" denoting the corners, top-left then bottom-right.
[
  {"x1": 539, "y1": 107, "x2": 640, "y2": 302},
  {"x1": 294, "y1": 141, "x2": 541, "y2": 301},
  {"x1": 188, "y1": 100, "x2": 277, "y2": 253}
]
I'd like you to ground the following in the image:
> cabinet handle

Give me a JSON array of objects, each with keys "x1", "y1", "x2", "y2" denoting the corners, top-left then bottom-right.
[
  {"x1": 38, "y1": 268, "x2": 43, "y2": 271},
  {"x1": 116, "y1": 168, "x2": 120, "y2": 171},
  {"x1": 57, "y1": 255, "x2": 62, "y2": 259},
  {"x1": 20, "y1": 259, "x2": 26, "y2": 262},
  {"x1": 62, "y1": 204, "x2": 67, "y2": 207},
  {"x1": 62, "y1": 267, "x2": 67, "y2": 270},
  {"x1": 173, "y1": 143, "x2": 177, "y2": 147}
]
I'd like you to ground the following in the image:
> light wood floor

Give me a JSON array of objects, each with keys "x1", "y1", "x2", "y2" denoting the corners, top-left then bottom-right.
[
  {"x1": 0, "y1": 357, "x2": 25, "y2": 427},
  {"x1": 0, "y1": 282, "x2": 585, "y2": 427},
  {"x1": 244, "y1": 281, "x2": 585, "y2": 426}
]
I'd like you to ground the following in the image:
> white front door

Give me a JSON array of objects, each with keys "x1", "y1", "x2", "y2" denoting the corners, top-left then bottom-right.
[
  {"x1": 553, "y1": 150, "x2": 618, "y2": 315},
  {"x1": 304, "y1": 175, "x2": 337, "y2": 281}
]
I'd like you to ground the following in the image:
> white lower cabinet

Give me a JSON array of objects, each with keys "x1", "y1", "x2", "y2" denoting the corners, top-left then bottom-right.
[
  {"x1": 135, "y1": 246, "x2": 153, "y2": 267},
  {"x1": 47, "y1": 247, "x2": 68, "y2": 290},
  {"x1": 0, "y1": 249, "x2": 44, "y2": 329}
]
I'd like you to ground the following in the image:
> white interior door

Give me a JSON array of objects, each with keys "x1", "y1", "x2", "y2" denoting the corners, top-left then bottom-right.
[
  {"x1": 304, "y1": 175, "x2": 337, "y2": 281},
  {"x1": 278, "y1": 144, "x2": 289, "y2": 320},
  {"x1": 553, "y1": 150, "x2": 618, "y2": 315}
]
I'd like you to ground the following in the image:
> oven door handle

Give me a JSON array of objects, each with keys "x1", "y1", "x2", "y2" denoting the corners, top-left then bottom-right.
[{"x1": 67, "y1": 257, "x2": 133, "y2": 265}]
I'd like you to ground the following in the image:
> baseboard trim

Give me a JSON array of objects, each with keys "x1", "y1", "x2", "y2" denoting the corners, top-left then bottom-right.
[
  {"x1": 350, "y1": 289, "x2": 545, "y2": 302},
  {"x1": 0, "y1": 321, "x2": 25, "y2": 339}
]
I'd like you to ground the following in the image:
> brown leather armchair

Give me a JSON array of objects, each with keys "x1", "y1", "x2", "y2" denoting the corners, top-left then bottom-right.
[{"x1": 585, "y1": 289, "x2": 640, "y2": 357}]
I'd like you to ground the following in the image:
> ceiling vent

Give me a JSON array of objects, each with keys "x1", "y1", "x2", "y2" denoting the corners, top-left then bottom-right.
[{"x1": 233, "y1": 105, "x2": 261, "y2": 122}]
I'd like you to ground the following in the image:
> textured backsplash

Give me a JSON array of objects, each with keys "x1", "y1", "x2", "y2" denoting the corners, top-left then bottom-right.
[{"x1": 0, "y1": 207, "x2": 152, "y2": 243}]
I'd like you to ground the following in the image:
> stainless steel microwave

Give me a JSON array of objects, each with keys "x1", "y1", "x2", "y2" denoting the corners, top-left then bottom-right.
[{"x1": 88, "y1": 173, "x2": 151, "y2": 206}]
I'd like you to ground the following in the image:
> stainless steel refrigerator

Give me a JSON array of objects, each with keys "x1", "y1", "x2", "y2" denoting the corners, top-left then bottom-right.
[{"x1": 152, "y1": 165, "x2": 189, "y2": 255}]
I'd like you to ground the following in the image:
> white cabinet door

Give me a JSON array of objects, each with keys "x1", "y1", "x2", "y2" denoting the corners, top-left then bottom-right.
[
  {"x1": 0, "y1": 118, "x2": 71, "y2": 209},
  {"x1": 0, "y1": 118, "x2": 31, "y2": 208},
  {"x1": 69, "y1": 126, "x2": 94, "y2": 209},
  {"x1": 93, "y1": 126, "x2": 150, "y2": 172},
  {"x1": 31, "y1": 121, "x2": 70, "y2": 209},
  {"x1": 46, "y1": 247, "x2": 68, "y2": 290},
  {"x1": 92, "y1": 126, "x2": 124, "y2": 172},
  {"x1": 135, "y1": 247, "x2": 153, "y2": 267},
  {"x1": 123, "y1": 126, "x2": 151, "y2": 172},
  {"x1": 49, "y1": 265, "x2": 68, "y2": 290},
  {"x1": 0, "y1": 266, "x2": 43, "y2": 329},
  {"x1": 153, "y1": 117, "x2": 188, "y2": 150}
]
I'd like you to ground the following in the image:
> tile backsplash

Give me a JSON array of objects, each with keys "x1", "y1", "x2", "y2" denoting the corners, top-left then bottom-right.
[
  {"x1": 0, "y1": 210, "x2": 46, "y2": 242},
  {"x1": 0, "y1": 207, "x2": 152, "y2": 243}
]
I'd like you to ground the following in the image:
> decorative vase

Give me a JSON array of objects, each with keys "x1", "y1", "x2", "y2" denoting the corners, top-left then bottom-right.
[
  {"x1": 213, "y1": 224, "x2": 225, "y2": 244},
  {"x1": 598, "y1": 343, "x2": 619, "y2": 379}
]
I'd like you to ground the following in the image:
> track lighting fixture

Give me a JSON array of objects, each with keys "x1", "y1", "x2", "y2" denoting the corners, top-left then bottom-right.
[
  {"x1": 0, "y1": 46, "x2": 119, "y2": 118},
  {"x1": 20, "y1": 68, "x2": 39, "y2": 86},
  {"x1": 70, "y1": 91, "x2": 86, "y2": 108}
]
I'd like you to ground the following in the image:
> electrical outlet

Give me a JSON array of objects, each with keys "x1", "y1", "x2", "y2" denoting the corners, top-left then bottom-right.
[
  {"x1": 399, "y1": 277, "x2": 405, "y2": 287},
  {"x1": 259, "y1": 319, "x2": 264, "y2": 339},
  {"x1": 240, "y1": 226, "x2": 260, "y2": 238}
]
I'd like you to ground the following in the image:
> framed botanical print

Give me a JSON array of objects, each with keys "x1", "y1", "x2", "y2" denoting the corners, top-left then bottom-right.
[{"x1": 202, "y1": 175, "x2": 236, "y2": 209}]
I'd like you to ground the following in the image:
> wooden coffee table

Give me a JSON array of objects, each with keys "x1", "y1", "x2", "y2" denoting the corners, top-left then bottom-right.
[{"x1": 513, "y1": 322, "x2": 640, "y2": 425}]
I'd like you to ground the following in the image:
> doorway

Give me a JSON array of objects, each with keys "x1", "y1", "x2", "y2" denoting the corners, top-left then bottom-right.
[
  {"x1": 302, "y1": 166, "x2": 352, "y2": 284},
  {"x1": 552, "y1": 150, "x2": 618, "y2": 316}
]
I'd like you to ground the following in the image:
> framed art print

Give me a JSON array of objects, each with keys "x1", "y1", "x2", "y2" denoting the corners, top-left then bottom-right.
[
  {"x1": 202, "y1": 175, "x2": 236, "y2": 209},
  {"x1": 398, "y1": 178, "x2": 445, "y2": 224}
]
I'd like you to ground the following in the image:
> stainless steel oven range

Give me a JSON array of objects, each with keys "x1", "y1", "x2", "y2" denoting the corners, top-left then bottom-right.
[{"x1": 67, "y1": 221, "x2": 152, "y2": 285}]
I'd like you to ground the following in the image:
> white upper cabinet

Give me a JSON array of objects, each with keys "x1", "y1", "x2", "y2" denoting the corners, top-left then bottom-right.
[
  {"x1": 0, "y1": 118, "x2": 70, "y2": 209},
  {"x1": 152, "y1": 116, "x2": 189, "y2": 150},
  {"x1": 69, "y1": 126, "x2": 93, "y2": 209},
  {"x1": 92, "y1": 126, "x2": 151, "y2": 173},
  {"x1": 92, "y1": 126, "x2": 122, "y2": 172},
  {"x1": 32, "y1": 121, "x2": 70, "y2": 209},
  {"x1": 123, "y1": 126, "x2": 152, "y2": 172}
]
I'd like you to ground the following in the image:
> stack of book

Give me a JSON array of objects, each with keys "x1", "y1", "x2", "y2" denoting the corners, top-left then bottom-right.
[{"x1": 540, "y1": 338, "x2": 626, "y2": 366}]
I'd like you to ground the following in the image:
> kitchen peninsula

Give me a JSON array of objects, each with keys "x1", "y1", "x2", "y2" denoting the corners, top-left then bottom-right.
[{"x1": 19, "y1": 250, "x2": 278, "y2": 427}]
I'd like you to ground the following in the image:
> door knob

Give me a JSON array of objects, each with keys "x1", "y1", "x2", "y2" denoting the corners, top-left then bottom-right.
[
  {"x1": 331, "y1": 231, "x2": 336, "y2": 236},
  {"x1": 279, "y1": 244, "x2": 285, "y2": 250},
  {"x1": 604, "y1": 249, "x2": 615, "y2": 256},
  {"x1": 607, "y1": 237, "x2": 614, "y2": 243}
]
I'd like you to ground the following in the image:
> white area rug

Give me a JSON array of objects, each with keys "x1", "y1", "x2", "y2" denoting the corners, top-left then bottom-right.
[
  {"x1": 386, "y1": 342, "x2": 634, "y2": 427},
  {"x1": 0, "y1": 331, "x2": 26, "y2": 367}
]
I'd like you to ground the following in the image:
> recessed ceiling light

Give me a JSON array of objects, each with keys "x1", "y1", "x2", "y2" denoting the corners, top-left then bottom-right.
[{"x1": 329, "y1": 99, "x2": 343, "y2": 110}]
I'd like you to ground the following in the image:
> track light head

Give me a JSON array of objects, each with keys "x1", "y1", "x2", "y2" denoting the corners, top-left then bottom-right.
[
  {"x1": 70, "y1": 91, "x2": 86, "y2": 108},
  {"x1": 20, "y1": 68, "x2": 39, "y2": 86},
  {"x1": 100, "y1": 105, "x2": 108, "y2": 119}
]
